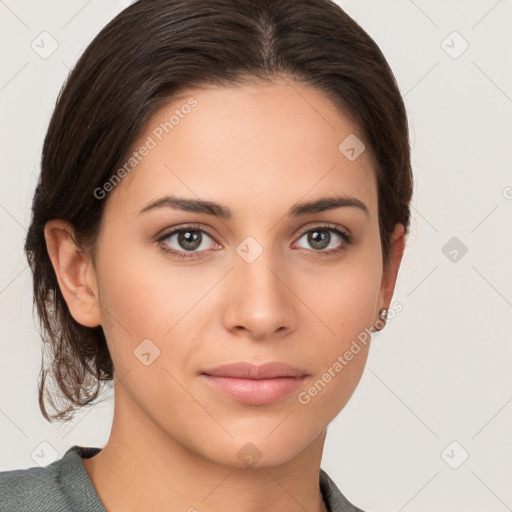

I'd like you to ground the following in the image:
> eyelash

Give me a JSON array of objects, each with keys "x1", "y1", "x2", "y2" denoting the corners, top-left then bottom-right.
[{"x1": 156, "y1": 223, "x2": 352, "y2": 260}]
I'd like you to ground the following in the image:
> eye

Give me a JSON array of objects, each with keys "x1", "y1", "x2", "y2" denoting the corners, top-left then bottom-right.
[
  {"x1": 157, "y1": 224, "x2": 220, "y2": 258},
  {"x1": 293, "y1": 224, "x2": 351, "y2": 255},
  {"x1": 156, "y1": 223, "x2": 351, "y2": 260}
]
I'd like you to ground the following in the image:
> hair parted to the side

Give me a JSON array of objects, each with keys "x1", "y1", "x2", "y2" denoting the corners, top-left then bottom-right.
[{"x1": 25, "y1": 0, "x2": 413, "y2": 422}]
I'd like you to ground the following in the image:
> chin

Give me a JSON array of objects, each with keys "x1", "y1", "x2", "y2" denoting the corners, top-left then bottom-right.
[{"x1": 195, "y1": 426, "x2": 320, "y2": 470}]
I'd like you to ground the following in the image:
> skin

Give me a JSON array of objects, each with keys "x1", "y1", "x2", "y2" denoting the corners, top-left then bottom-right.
[{"x1": 45, "y1": 79, "x2": 404, "y2": 512}]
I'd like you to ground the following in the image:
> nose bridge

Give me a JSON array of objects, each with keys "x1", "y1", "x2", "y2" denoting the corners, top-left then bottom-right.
[
  {"x1": 223, "y1": 234, "x2": 295, "y2": 337},
  {"x1": 234, "y1": 234, "x2": 285, "y2": 301}
]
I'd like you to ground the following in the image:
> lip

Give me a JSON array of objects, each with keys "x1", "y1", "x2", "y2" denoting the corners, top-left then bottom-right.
[
  {"x1": 200, "y1": 362, "x2": 310, "y2": 405},
  {"x1": 202, "y1": 362, "x2": 309, "y2": 379}
]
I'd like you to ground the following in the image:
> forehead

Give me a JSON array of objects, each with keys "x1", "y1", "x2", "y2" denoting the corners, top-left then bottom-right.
[{"x1": 105, "y1": 80, "x2": 377, "y2": 220}]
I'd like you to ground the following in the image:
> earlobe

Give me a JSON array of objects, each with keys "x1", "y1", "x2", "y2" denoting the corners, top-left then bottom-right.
[
  {"x1": 375, "y1": 223, "x2": 405, "y2": 328},
  {"x1": 44, "y1": 220, "x2": 102, "y2": 328}
]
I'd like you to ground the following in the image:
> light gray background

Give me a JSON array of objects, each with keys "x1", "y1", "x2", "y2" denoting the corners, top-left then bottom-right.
[{"x1": 1, "y1": 1, "x2": 511, "y2": 511}]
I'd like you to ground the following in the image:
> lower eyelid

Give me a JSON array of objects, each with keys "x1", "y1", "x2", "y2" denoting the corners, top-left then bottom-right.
[
  {"x1": 159, "y1": 230, "x2": 218, "y2": 251},
  {"x1": 293, "y1": 230, "x2": 349, "y2": 252},
  {"x1": 296, "y1": 226, "x2": 351, "y2": 242},
  {"x1": 158, "y1": 225, "x2": 350, "y2": 256}
]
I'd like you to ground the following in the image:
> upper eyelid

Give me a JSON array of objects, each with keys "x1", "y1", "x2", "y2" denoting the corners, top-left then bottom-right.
[
  {"x1": 296, "y1": 223, "x2": 349, "y2": 237},
  {"x1": 158, "y1": 223, "x2": 349, "y2": 248},
  {"x1": 157, "y1": 223, "x2": 218, "y2": 243},
  {"x1": 158, "y1": 222, "x2": 347, "y2": 238}
]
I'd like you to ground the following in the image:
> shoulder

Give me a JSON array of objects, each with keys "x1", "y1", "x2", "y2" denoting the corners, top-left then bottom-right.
[
  {"x1": 320, "y1": 468, "x2": 366, "y2": 512},
  {"x1": 0, "y1": 456, "x2": 67, "y2": 512},
  {"x1": 0, "y1": 445, "x2": 103, "y2": 512}
]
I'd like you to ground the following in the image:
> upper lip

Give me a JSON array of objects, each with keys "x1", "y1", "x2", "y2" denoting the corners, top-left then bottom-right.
[{"x1": 201, "y1": 362, "x2": 309, "y2": 380}]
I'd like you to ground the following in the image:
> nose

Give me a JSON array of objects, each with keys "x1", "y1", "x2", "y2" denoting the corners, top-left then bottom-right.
[{"x1": 221, "y1": 247, "x2": 297, "y2": 340}]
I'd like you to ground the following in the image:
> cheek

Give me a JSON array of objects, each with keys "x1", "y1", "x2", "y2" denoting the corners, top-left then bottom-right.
[
  {"x1": 94, "y1": 235, "x2": 223, "y2": 375},
  {"x1": 300, "y1": 251, "x2": 381, "y2": 410},
  {"x1": 312, "y1": 252, "x2": 381, "y2": 343},
  {"x1": 300, "y1": 295, "x2": 373, "y2": 425},
  {"x1": 96, "y1": 235, "x2": 197, "y2": 335}
]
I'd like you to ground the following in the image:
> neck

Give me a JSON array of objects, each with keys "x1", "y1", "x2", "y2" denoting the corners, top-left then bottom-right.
[{"x1": 82, "y1": 381, "x2": 329, "y2": 512}]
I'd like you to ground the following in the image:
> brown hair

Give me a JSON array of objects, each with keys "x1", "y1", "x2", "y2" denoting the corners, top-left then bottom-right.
[{"x1": 25, "y1": 0, "x2": 413, "y2": 422}]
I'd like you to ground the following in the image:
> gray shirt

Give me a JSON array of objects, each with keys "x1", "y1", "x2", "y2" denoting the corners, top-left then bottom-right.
[{"x1": 0, "y1": 445, "x2": 364, "y2": 512}]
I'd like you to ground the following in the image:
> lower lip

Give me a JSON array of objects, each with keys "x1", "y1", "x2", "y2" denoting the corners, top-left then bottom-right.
[{"x1": 200, "y1": 375, "x2": 308, "y2": 405}]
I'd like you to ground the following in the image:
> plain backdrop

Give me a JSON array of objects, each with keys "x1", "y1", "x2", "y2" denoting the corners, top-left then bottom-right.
[{"x1": 0, "y1": 1, "x2": 511, "y2": 511}]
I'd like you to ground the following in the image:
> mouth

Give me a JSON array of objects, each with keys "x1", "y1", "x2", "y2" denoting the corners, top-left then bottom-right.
[{"x1": 200, "y1": 362, "x2": 310, "y2": 405}]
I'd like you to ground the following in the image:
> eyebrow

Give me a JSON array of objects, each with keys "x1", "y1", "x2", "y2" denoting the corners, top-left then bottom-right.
[{"x1": 138, "y1": 194, "x2": 369, "y2": 219}]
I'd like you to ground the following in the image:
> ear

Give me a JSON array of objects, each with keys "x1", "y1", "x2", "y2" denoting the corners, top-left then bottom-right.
[
  {"x1": 44, "y1": 219, "x2": 102, "y2": 328},
  {"x1": 375, "y1": 223, "x2": 405, "y2": 325}
]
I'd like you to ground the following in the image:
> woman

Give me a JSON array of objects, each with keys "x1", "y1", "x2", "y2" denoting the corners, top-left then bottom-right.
[{"x1": 0, "y1": 0, "x2": 412, "y2": 510}]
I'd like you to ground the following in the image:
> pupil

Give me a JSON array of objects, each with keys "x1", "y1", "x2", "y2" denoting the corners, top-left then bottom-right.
[
  {"x1": 309, "y1": 230, "x2": 329, "y2": 250},
  {"x1": 179, "y1": 230, "x2": 201, "y2": 250}
]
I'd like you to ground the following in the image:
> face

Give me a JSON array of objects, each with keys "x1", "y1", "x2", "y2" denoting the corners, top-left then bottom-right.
[{"x1": 70, "y1": 80, "x2": 402, "y2": 467}]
